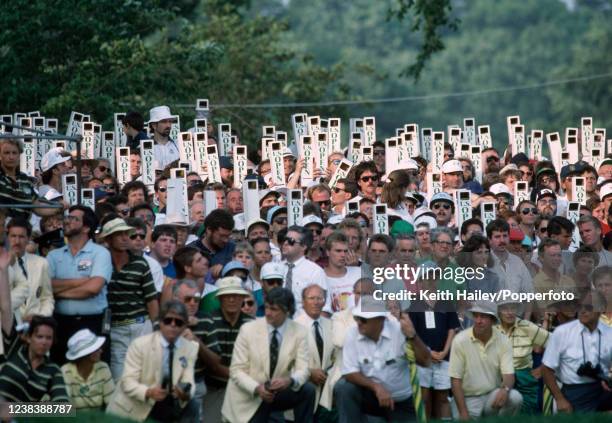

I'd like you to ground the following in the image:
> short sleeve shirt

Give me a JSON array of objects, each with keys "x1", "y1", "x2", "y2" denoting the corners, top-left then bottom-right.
[{"x1": 0, "y1": 168, "x2": 38, "y2": 219}]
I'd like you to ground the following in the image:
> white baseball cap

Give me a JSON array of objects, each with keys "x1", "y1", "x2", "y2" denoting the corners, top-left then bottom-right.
[
  {"x1": 441, "y1": 159, "x2": 463, "y2": 174},
  {"x1": 149, "y1": 105, "x2": 173, "y2": 123},
  {"x1": 490, "y1": 183, "x2": 512, "y2": 196},
  {"x1": 352, "y1": 295, "x2": 388, "y2": 319},
  {"x1": 600, "y1": 182, "x2": 612, "y2": 200},
  {"x1": 301, "y1": 214, "x2": 323, "y2": 227},
  {"x1": 261, "y1": 262, "x2": 285, "y2": 280},
  {"x1": 40, "y1": 147, "x2": 71, "y2": 172}
]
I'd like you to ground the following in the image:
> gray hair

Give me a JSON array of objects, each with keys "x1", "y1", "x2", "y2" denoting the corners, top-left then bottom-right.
[
  {"x1": 577, "y1": 214, "x2": 600, "y2": 231},
  {"x1": 172, "y1": 279, "x2": 198, "y2": 298},
  {"x1": 430, "y1": 227, "x2": 455, "y2": 243},
  {"x1": 159, "y1": 300, "x2": 189, "y2": 322}
]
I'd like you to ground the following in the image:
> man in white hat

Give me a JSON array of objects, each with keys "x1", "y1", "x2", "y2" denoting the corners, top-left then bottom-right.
[
  {"x1": 442, "y1": 159, "x2": 464, "y2": 191},
  {"x1": 149, "y1": 105, "x2": 179, "y2": 171},
  {"x1": 39, "y1": 147, "x2": 73, "y2": 199},
  {"x1": 449, "y1": 301, "x2": 523, "y2": 419},
  {"x1": 335, "y1": 296, "x2": 430, "y2": 422},
  {"x1": 100, "y1": 217, "x2": 159, "y2": 380}
]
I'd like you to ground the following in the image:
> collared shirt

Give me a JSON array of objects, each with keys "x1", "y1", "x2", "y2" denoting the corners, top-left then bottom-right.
[
  {"x1": 267, "y1": 318, "x2": 289, "y2": 346},
  {"x1": 191, "y1": 310, "x2": 222, "y2": 381},
  {"x1": 491, "y1": 251, "x2": 534, "y2": 294},
  {"x1": 496, "y1": 319, "x2": 549, "y2": 369},
  {"x1": 342, "y1": 318, "x2": 412, "y2": 401},
  {"x1": 153, "y1": 138, "x2": 180, "y2": 170},
  {"x1": 160, "y1": 335, "x2": 183, "y2": 383},
  {"x1": 61, "y1": 361, "x2": 114, "y2": 410},
  {"x1": 0, "y1": 167, "x2": 38, "y2": 219},
  {"x1": 542, "y1": 319, "x2": 612, "y2": 385},
  {"x1": 282, "y1": 256, "x2": 332, "y2": 314},
  {"x1": 532, "y1": 270, "x2": 576, "y2": 310},
  {"x1": 47, "y1": 239, "x2": 113, "y2": 315},
  {"x1": 0, "y1": 345, "x2": 69, "y2": 402},
  {"x1": 108, "y1": 252, "x2": 157, "y2": 325},
  {"x1": 202, "y1": 309, "x2": 254, "y2": 387},
  {"x1": 448, "y1": 327, "x2": 514, "y2": 396}
]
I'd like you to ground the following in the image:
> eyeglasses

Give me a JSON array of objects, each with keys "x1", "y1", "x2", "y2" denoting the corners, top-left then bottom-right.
[
  {"x1": 162, "y1": 317, "x2": 185, "y2": 327},
  {"x1": 184, "y1": 296, "x2": 201, "y2": 304},
  {"x1": 242, "y1": 300, "x2": 255, "y2": 307},
  {"x1": 309, "y1": 228, "x2": 322, "y2": 235},
  {"x1": 129, "y1": 233, "x2": 146, "y2": 240},
  {"x1": 432, "y1": 203, "x2": 451, "y2": 210},
  {"x1": 273, "y1": 217, "x2": 287, "y2": 225},
  {"x1": 101, "y1": 184, "x2": 115, "y2": 191},
  {"x1": 521, "y1": 208, "x2": 538, "y2": 215},
  {"x1": 284, "y1": 237, "x2": 302, "y2": 246},
  {"x1": 434, "y1": 240, "x2": 453, "y2": 246},
  {"x1": 360, "y1": 175, "x2": 379, "y2": 183},
  {"x1": 486, "y1": 156, "x2": 500, "y2": 163}
]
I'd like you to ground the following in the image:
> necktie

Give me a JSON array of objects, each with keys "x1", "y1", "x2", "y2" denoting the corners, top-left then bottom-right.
[
  {"x1": 166, "y1": 342, "x2": 175, "y2": 390},
  {"x1": 270, "y1": 329, "x2": 279, "y2": 376},
  {"x1": 18, "y1": 257, "x2": 28, "y2": 279},
  {"x1": 285, "y1": 262, "x2": 295, "y2": 293},
  {"x1": 313, "y1": 321, "x2": 324, "y2": 364}
]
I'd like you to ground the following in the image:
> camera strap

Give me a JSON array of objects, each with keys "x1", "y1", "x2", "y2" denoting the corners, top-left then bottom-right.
[{"x1": 580, "y1": 329, "x2": 601, "y2": 366}]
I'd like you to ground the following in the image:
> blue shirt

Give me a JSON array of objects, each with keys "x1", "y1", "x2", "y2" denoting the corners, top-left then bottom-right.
[
  {"x1": 162, "y1": 261, "x2": 177, "y2": 279},
  {"x1": 47, "y1": 240, "x2": 113, "y2": 315}
]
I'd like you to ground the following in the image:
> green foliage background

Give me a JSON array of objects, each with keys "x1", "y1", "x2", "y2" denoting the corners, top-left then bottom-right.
[{"x1": 1, "y1": 0, "x2": 611, "y2": 151}]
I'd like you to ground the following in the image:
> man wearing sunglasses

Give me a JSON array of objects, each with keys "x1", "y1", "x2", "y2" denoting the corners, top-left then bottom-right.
[
  {"x1": 222, "y1": 287, "x2": 315, "y2": 423},
  {"x1": 336, "y1": 296, "x2": 430, "y2": 423},
  {"x1": 482, "y1": 148, "x2": 501, "y2": 174},
  {"x1": 107, "y1": 301, "x2": 199, "y2": 422},
  {"x1": 354, "y1": 161, "x2": 379, "y2": 202},
  {"x1": 126, "y1": 218, "x2": 165, "y2": 293},
  {"x1": 99, "y1": 217, "x2": 159, "y2": 381},
  {"x1": 266, "y1": 206, "x2": 288, "y2": 263},
  {"x1": 331, "y1": 178, "x2": 358, "y2": 216},
  {"x1": 429, "y1": 192, "x2": 455, "y2": 228},
  {"x1": 303, "y1": 215, "x2": 327, "y2": 267},
  {"x1": 281, "y1": 225, "x2": 331, "y2": 315}
]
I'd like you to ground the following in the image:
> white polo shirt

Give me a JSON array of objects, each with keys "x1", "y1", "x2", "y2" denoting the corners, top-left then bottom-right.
[
  {"x1": 342, "y1": 318, "x2": 412, "y2": 401},
  {"x1": 153, "y1": 139, "x2": 180, "y2": 170},
  {"x1": 542, "y1": 319, "x2": 612, "y2": 385}
]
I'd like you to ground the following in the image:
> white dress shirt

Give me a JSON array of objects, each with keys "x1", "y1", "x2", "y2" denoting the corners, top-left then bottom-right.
[
  {"x1": 160, "y1": 335, "x2": 184, "y2": 382},
  {"x1": 282, "y1": 256, "x2": 332, "y2": 314},
  {"x1": 542, "y1": 319, "x2": 612, "y2": 385},
  {"x1": 342, "y1": 318, "x2": 412, "y2": 401}
]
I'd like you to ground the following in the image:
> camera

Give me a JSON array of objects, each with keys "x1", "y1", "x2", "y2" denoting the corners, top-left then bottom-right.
[{"x1": 576, "y1": 361, "x2": 603, "y2": 380}]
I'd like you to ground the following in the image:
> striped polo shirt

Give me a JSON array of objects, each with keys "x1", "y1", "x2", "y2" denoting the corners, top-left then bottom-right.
[
  {"x1": 0, "y1": 345, "x2": 69, "y2": 402},
  {"x1": 497, "y1": 319, "x2": 550, "y2": 369},
  {"x1": 61, "y1": 361, "x2": 114, "y2": 410},
  {"x1": 0, "y1": 168, "x2": 38, "y2": 219},
  {"x1": 0, "y1": 319, "x2": 21, "y2": 363},
  {"x1": 108, "y1": 252, "x2": 157, "y2": 325},
  {"x1": 202, "y1": 309, "x2": 253, "y2": 388},
  {"x1": 191, "y1": 311, "x2": 222, "y2": 381}
]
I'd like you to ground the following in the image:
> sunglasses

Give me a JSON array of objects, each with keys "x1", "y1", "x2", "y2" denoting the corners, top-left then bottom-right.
[
  {"x1": 129, "y1": 233, "x2": 146, "y2": 240},
  {"x1": 309, "y1": 228, "x2": 322, "y2": 235},
  {"x1": 332, "y1": 187, "x2": 345, "y2": 194},
  {"x1": 360, "y1": 175, "x2": 379, "y2": 183},
  {"x1": 162, "y1": 317, "x2": 185, "y2": 327},
  {"x1": 284, "y1": 237, "x2": 302, "y2": 246},
  {"x1": 315, "y1": 200, "x2": 331, "y2": 207},
  {"x1": 539, "y1": 227, "x2": 548, "y2": 233},
  {"x1": 101, "y1": 184, "x2": 115, "y2": 191},
  {"x1": 373, "y1": 151, "x2": 385, "y2": 156},
  {"x1": 184, "y1": 296, "x2": 201, "y2": 304},
  {"x1": 242, "y1": 300, "x2": 255, "y2": 307},
  {"x1": 486, "y1": 156, "x2": 500, "y2": 163},
  {"x1": 520, "y1": 171, "x2": 533, "y2": 177},
  {"x1": 521, "y1": 208, "x2": 538, "y2": 215},
  {"x1": 432, "y1": 203, "x2": 451, "y2": 210},
  {"x1": 157, "y1": 187, "x2": 167, "y2": 193},
  {"x1": 265, "y1": 279, "x2": 283, "y2": 286},
  {"x1": 97, "y1": 165, "x2": 109, "y2": 173},
  {"x1": 273, "y1": 217, "x2": 287, "y2": 225}
]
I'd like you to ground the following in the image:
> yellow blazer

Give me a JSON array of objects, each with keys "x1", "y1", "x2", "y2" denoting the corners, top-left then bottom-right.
[
  {"x1": 10, "y1": 253, "x2": 54, "y2": 318},
  {"x1": 293, "y1": 313, "x2": 334, "y2": 409},
  {"x1": 221, "y1": 318, "x2": 310, "y2": 423},
  {"x1": 106, "y1": 331, "x2": 198, "y2": 422}
]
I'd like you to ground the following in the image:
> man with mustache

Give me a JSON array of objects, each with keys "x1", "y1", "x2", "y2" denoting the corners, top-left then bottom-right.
[
  {"x1": 536, "y1": 189, "x2": 557, "y2": 218},
  {"x1": 149, "y1": 105, "x2": 179, "y2": 171}
]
